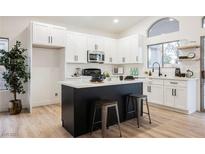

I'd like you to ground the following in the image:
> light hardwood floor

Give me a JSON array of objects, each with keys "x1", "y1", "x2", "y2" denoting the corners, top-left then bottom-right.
[{"x1": 0, "y1": 104, "x2": 205, "y2": 138}]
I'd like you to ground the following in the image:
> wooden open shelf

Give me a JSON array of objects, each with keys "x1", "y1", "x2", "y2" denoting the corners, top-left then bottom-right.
[
  {"x1": 178, "y1": 45, "x2": 200, "y2": 50},
  {"x1": 178, "y1": 58, "x2": 200, "y2": 61}
]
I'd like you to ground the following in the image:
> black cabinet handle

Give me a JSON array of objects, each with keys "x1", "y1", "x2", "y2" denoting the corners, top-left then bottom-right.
[
  {"x1": 174, "y1": 89, "x2": 176, "y2": 96},
  {"x1": 172, "y1": 89, "x2": 173, "y2": 96},
  {"x1": 170, "y1": 82, "x2": 178, "y2": 84}
]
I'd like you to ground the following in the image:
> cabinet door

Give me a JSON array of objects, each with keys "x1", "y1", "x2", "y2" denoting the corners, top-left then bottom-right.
[
  {"x1": 149, "y1": 85, "x2": 164, "y2": 105},
  {"x1": 174, "y1": 87, "x2": 187, "y2": 110},
  {"x1": 75, "y1": 33, "x2": 87, "y2": 63},
  {"x1": 164, "y1": 86, "x2": 175, "y2": 107},
  {"x1": 51, "y1": 26, "x2": 66, "y2": 47},
  {"x1": 118, "y1": 37, "x2": 130, "y2": 64},
  {"x1": 137, "y1": 35, "x2": 144, "y2": 63},
  {"x1": 143, "y1": 83, "x2": 151, "y2": 101},
  {"x1": 33, "y1": 23, "x2": 50, "y2": 45},
  {"x1": 104, "y1": 38, "x2": 116, "y2": 64},
  {"x1": 87, "y1": 35, "x2": 96, "y2": 51},
  {"x1": 95, "y1": 36, "x2": 105, "y2": 51},
  {"x1": 130, "y1": 35, "x2": 139, "y2": 63},
  {"x1": 66, "y1": 32, "x2": 87, "y2": 63}
]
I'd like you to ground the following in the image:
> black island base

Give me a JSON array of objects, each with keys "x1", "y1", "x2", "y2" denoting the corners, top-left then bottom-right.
[{"x1": 61, "y1": 82, "x2": 143, "y2": 137}]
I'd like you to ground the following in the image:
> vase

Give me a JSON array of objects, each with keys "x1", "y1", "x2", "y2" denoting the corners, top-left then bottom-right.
[{"x1": 9, "y1": 99, "x2": 22, "y2": 115}]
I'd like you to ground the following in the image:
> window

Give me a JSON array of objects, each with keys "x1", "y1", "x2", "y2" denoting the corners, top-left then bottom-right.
[
  {"x1": 148, "y1": 41, "x2": 179, "y2": 68},
  {"x1": 0, "y1": 38, "x2": 9, "y2": 90},
  {"x1": 202, "y1": 17, "x2": 205, "y2": 28},
  {"x1": 147, "y1": 18, "x2": 179, "y2": 37},
  {"x1": 148, "y1": 44, "x2": 162, "y2": 68}
]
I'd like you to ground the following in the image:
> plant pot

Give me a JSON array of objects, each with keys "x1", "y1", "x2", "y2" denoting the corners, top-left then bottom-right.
[{"x1": 9, "y1": 99, "x2": 22, "y2": 115}]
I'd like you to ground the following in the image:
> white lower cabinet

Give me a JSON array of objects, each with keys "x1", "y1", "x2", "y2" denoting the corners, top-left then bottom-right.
[
  {"x1": 144, "y1": 78, "x2": 197, "y2": 114},
  {"x1": 143, "y1": 80, "x2": 164, "y2": 105},
  {"x1": 149, "y1": 85, "x2": 164, "y2": 105},
  {"x1": 175, "y1": 87, "x2": 187, "y2": 110},
  {"x1": 164, "y1": 86, "x2": 175, "y2": 107}
]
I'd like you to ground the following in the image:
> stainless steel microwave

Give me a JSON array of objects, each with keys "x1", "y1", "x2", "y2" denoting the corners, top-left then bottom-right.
[{"x1": 87, "y1": 50, "x2": 105, "y2": 63}]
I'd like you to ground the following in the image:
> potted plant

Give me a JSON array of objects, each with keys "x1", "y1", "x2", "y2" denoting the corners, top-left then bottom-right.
[
  {"x1": 0, "y1": 41, "x2": 30, "y2": 114},
  {"x1": 103, "y1": 72, "x2": 111, "y2": 81}
]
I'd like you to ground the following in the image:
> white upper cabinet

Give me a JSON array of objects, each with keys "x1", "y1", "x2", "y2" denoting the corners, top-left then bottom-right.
[
  {"x1": 117, "y1": 37, "x2": 130, "y2": 64},
  {"x1": 66, "y1": 31, "x2": 87, "y2": 63},
  {"x1": 130, "y1": 35, "x2": 144, "y2": 63},
  {"x1": 32, "y1": 22, "x2": 66, "y2": 48},
  {"x1": 104, "y1": 38, "x2": 117, "y2": 64},
  {"x1": 87, "y1": 35, "x2": 105, "y2": 51},
  {"x1": 117, "y1": 34, "x2": 144, "y2": 64},
  {"x1": 51, "y1": 25, "x2": 67, "y2": 47},
  {"x1": 32, "y1": 23, "x2": 50, "y2": 46}
]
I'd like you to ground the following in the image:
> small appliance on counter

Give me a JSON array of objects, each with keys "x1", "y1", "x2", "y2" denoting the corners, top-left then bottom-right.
[
  {"x1": 113, "y1": 66, "x2": 124, "y2": 75},
  {"x1": 124, "y1": 76, "x2": 135, "y2": 80},
  {"x1": 175, "y1": 68, "x2": 181, "y2": 77},
  {"x1": 73, "y1": 68, "x2": 81, "y2": 77},
  {"x1": 186, "y1": 69, "x2": 194, "y2": 78}
]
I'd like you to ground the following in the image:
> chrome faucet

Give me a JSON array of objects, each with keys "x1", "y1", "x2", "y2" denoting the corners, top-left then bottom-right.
[{"x1": 152, "y1": 62, "x2": 162, "y2": 77}]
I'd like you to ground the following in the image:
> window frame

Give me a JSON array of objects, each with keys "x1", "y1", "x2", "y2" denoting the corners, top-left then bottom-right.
[
  {"x1": 0, "y1": 37, "x2": 9, "y2": 91},
  {"x1": 147, "y1": 40, "x2": 180, "y2": 68},
  {"x1": 147, "y1": 17, "x2": 179, "y2": 37},
  {"x1": 202, "y1": 16, "x2": 205, "y2": 28}
]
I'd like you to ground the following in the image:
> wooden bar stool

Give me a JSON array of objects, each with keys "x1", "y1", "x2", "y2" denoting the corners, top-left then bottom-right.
[
  {"x1": 127, "y1": 94, "x2": 151, "y2": 128},
  {"x1": 90, "y1": 100, "x2": 122, "y2": 137}
]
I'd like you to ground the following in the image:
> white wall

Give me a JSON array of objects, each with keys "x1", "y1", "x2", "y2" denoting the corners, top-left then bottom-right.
[
  {"x1": 31, "y1": 48, "x2": 64, "y2": 107},
  {"x1": 0, "y1": 17, "x2": 2, "y2": 35},
  {"x1": 120, "y1": 16, "x2": 205, "y2": 111}
]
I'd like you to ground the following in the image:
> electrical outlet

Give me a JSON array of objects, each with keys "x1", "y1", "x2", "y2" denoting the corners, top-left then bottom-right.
[{"x1": 55, "y1": 93, "x2": 58, "y2": 96}]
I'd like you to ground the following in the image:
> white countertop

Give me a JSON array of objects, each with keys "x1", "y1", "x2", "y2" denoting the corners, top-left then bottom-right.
[
  {"x1": 138, "y1": 76, "x2": 199, "y2": 81},
  {"x1": 60, "y1": 79, "x2": 144, "y2": 89},
  {"x1": 66, "y1": 75, "x2": 199, "y2": 81}
]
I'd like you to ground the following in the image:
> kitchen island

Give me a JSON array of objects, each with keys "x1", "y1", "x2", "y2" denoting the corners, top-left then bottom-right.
[{"x1": 60, "y1": 80, "x2": 143, "y2": 137}]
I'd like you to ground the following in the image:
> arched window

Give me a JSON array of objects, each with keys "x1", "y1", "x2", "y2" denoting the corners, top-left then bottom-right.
[{"x1": 147, "y1": 17, "x2": 179, "y2": 37}]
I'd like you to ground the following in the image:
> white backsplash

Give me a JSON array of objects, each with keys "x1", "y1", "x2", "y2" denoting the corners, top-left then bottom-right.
[{"x1": 65, "y1": 61, "x2": 199, "y2": 78}]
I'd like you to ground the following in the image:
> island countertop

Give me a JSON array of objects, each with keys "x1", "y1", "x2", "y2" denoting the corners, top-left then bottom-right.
[{"x1": 60, "y1": 79, "x2": 144, "y2": 89}]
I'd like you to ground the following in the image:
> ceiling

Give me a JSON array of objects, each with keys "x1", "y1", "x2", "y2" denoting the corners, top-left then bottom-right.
[{"x1": 36, "y1": 16, "x2": 146, "y2": 35}]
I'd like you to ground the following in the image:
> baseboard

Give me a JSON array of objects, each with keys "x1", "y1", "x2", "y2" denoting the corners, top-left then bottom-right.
[
  {"x1": 148, "y1": 102, "x2": 192, "y2": 114},
  {"x1": 32, "y1": 100, "x2": 60, "y2": 107}
]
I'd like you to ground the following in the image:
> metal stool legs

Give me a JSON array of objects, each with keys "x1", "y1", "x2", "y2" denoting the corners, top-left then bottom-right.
[
  {"x1": 101, "y1": 105, "x2": 108, "y2": 137},
  {"x1": 90, "y1": 101, "x2": 122, "y2": 137},
  {"x1": 114, "y1": 104, "x2": 122, "y2": 137},
  {"x1": 145, "y1": 97, "x2": 152, "y2": 124},
  {"x1": 128, "y1": 95, "x2": 152, "y2": 128}
]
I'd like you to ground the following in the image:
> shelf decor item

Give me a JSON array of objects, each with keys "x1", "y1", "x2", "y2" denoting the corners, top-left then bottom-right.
[{"x1": 0, "y1": 41, "x2": 30, "y2": 114}]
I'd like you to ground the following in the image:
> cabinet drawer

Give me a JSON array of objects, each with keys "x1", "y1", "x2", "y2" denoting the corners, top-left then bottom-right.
[
  {"x1": 164, "y1": 80, "x2": 187, "y2": 87},
  {"x1": 144, "y1": 79, "x2": 163, "y2": 85}
]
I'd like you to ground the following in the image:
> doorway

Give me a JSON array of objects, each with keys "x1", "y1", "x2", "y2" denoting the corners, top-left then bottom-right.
[{"x1": 200, "y1": 36, "x2": 205, "y2": 111}]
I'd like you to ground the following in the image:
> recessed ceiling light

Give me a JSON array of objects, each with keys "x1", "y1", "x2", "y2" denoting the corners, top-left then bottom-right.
[
  {"x1": 169, "y1": 18, "x2": 174, "y2": 21},
  {"x1": 113, "y1": 19, "x2": 119, "y2": 23}
]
